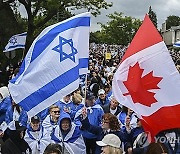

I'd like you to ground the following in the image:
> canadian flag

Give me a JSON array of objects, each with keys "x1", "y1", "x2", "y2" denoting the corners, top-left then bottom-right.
[{"x1": 112, "y1": 15, "x2": 180, "y2": 137}]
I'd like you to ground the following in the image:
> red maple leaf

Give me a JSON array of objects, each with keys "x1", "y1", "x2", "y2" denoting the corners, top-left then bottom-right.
[{"x1": 123, "y1": 62, "x2": 163, "y2": 107}]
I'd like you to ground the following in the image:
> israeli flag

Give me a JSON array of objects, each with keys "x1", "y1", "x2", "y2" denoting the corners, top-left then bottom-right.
[
  {"x1": 8, "y1": 12, "x2": 90, "y2": 117},
  {"x1": 3, "y1": 32, "x2": 27, "y2": 52},
  {"x1": 173, "y1": 41, "x2": 180, "y2": 48}
]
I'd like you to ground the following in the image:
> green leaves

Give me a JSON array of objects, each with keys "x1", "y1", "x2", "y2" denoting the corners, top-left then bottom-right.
[
  {"x1": 166, "y1": 15, "x2": 180, "y2": 30},
  {"x1": 97, "y1": 12, "x2": 142, "y2": 45}
]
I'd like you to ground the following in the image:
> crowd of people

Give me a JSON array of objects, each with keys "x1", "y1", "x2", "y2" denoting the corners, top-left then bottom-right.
[{"x1": 0, "y1": 43, "x2": 180, "y2": 154}]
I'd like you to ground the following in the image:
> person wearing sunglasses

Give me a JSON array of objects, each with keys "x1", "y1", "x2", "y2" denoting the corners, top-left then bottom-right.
[
  {"x1": 42, "y1": 105, "x2": 60, "y2": 133},
  {"x1": 81, "y1": 109, "x2": 128, "y2": 154}
]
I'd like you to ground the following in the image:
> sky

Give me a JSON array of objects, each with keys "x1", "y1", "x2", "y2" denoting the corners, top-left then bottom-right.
[
  {"x1": 19, "y1": 0, "x2": 180, "y2": 32},
  {"x1": 88, "y1": 0, "x2": 180, "y2": 32}
]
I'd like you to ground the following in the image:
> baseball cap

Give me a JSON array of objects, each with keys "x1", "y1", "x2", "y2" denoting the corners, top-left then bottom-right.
[
  {"x1": 31, "y1": 116, "x2": 40, "y2": 123},
  {"x1": 86, "y1": 92, "x2": 95, "y2": 100},
  {"x1": 98, "y1": 89, "x2": 105, "y2": 95},
  {"x1": 96, "y1": 134, "x2": 121, "y2": 148}
]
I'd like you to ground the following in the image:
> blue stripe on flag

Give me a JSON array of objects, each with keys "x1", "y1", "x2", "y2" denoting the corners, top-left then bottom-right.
[
  {"x1": 11, "y1": 17, "x2": 90, "y2": 84},
  {"x1": 18, "y1": 33, "x2": 27, "y2": 36},
  {"x1": 10, "y1": 58, "x2": 88, "y2": 84},
  {"x1": 18, "y1": 65, "x2": 80, "y2": 112},
  {"x1": 7, "y1": 45, "x2": 25, "y2": 49},
  {"x1": 79, "y1": 58, "x2": 88, "y2": 68},
  {"x1": 31, "y1": 17, "x2": 90, "y2": 62},
  {"x1": 174, "y1": 44, "x2": 180, "y2": 47}
]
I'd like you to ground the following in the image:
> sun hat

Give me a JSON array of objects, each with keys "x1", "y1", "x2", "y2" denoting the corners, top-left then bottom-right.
[{"x1": 96, "y1": 134, "x2": 121, "y2": 148}]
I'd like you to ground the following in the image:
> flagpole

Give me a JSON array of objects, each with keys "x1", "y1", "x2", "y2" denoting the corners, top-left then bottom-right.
[
  {"x1": 83, "y1": 72, "x2": 89, "y2": 102},
  {"x1": 9, "y1": 51, "x2": 12, "y2": 67},
  {"x1": 21, "y1": 48, "x2": 25, "y2": 62}
]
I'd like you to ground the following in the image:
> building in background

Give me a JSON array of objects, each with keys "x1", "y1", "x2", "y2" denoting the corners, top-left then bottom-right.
[{"x1": 161, "y1": 22, "x2": 180, "y2": 47}]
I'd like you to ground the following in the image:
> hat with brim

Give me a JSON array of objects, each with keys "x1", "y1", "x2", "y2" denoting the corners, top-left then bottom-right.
[
  {"x1": 31, "y1": 115, "x2": 40, "y2": 123},
  {"x1": 96, "y1": 134, "x2": 121, "y2": 148},
  {"x1": 96, "y1": 141, "x2": 108, "y2": 147}
]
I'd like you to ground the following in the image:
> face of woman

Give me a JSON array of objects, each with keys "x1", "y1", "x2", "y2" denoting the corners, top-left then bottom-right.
[
  {"x1": 61, "y1": 119, "x2": 70, "y2": 131},
  {"x1": 102, "y1": 119, "x2": 110, "y2": 130},
  {"x1": 101, "y1": 146, "x2": 109, "y2": 154}
]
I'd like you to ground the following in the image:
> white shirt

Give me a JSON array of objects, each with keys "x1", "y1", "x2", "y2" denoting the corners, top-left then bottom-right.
[{"x1": 110, "y1": 108, "x2": 117, "y2": 115}]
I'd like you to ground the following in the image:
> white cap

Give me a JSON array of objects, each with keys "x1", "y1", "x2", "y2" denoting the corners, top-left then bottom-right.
[
  {"x1": 0, "y1": 86, "x2": 10, "y2": 100},
  {"x1": 98, "y1": 89, "x2": 105, "y2": 95},
  {"x1": 96, "y1": 134, "x2": 121, "y2": 148}
]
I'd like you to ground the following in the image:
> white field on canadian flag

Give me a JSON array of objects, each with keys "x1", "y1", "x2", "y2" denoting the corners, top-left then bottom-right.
[{"x1": 112, "y1": 41, "x2": 180, "y2": 116}]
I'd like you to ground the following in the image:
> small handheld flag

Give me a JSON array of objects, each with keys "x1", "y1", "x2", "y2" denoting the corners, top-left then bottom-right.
[{"x1": 3, "y1": 32, "x2": 27, "y2": 52}]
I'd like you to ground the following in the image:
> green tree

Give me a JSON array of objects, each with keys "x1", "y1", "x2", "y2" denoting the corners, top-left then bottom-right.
[
  {"x1": 148, "y1": 6, "x2": 157, "y2": 28},
  {"x1": 166, "y1": 15, "x2": 180, "y2": 30},
  {"x1": 0, "y1": 0, "x2": 112, "y2": 54},
  {"x1": 0, "y1": 1, "x2": 26, "y2": 69},
  {"x1": 98, "y1": 12, "x2": 141, "y2": 45}
]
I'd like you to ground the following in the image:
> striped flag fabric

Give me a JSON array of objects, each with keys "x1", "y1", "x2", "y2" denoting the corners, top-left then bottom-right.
[
  {"x1": 3, "y1": 32, "x2": 27, "y2": 52},
  {"x1": 8, "y1": 12, "x2": 90, "y2": 117}
]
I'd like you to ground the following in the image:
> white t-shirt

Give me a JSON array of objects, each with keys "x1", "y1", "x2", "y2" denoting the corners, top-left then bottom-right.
[{"x1": 110, "y1": 108, "x2": 117, "y2": 115}]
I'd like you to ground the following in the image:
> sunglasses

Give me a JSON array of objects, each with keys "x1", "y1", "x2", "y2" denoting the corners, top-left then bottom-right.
[
  {"x1": 102, "y1": 120, "x2": 109, "y2": 124},
  {"x1": 52, "y1": 110, "x2": 60, "y2": 114}
]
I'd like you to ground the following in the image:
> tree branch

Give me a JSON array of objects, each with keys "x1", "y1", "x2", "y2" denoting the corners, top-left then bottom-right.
[
  {"x1": 32, "y1": 0, "x2": 43, "y2": 17},
  {"x1": 34, "y1": 10, "x2": 57, "y2": 28}
]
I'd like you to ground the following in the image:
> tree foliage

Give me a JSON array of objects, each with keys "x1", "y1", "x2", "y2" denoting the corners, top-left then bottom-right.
[
  {"x1": 0, "y1": 1, "x2": 26, "y2": 68},
  {"x1": 148, "y1": 6, "x2": 157, "y2": 28},
  {"x1": 0, "y1": 0, "x2": 112, "y2": 53},
  {"x1": 0, "y1": 0, "x2": 112, "y2": 71},
  {"x1": 166, "y1": 15, "x2": 180, "y2": 30},
  {"x1": 94, "y1": 12, "x2": 142, "y2": 45}
]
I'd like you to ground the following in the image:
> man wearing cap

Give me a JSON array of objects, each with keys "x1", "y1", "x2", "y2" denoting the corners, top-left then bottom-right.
[
  {"x1": 95, "y1": 89, "x2": 110, "y2": 107},
  {"x1": 104, "y1": 83, "x2": 113, "y2": 100},
  {"x1": 24, "y1": 116, "x2": 50, "y2": 154},
  {"x1": 96, "y1": 134, "x2": 122, "y2": 154}
]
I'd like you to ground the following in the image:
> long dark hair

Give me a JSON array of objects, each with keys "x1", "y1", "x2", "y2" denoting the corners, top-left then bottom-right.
[{"x1": 12, "y1": 99, "x2": 21, "y2": 114}]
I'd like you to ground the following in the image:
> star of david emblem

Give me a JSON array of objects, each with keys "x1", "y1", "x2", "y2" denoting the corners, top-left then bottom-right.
[
  {"x1": 9, "y1": 36, "x2": 17, "y2": 45},
  {"x1": 52, "y1": 36, "x2": 78, "y2": 63}
]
